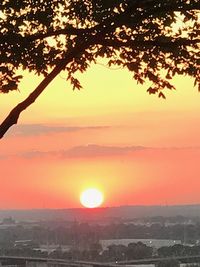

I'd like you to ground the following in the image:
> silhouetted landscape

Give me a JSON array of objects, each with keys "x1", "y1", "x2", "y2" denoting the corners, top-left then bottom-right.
[
  {"x1": 0, "y1": 205, "x2": 200, "y2": 222},
  {"x1": 0, "y1": 206, "x2": 200, "y2": 263}
]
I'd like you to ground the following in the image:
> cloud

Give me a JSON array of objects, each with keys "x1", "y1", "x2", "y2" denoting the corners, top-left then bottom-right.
[
  {"x1": 64, "y1": 144, "x2": 146, "y2": 157},
  {"x1": 1, "y1": 145, "x2": 200, "y2": 161},
  {"x1": 17, "y1": 144, "x2": 147, "y2": 159},
  {"x1": 6, "y1": 124, "x2": 109, "y2": 137}
]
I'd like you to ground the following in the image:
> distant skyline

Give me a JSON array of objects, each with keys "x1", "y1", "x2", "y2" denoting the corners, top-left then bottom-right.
[{"x1": 1, "y1": 62, "x2": 200, "y2": 209}]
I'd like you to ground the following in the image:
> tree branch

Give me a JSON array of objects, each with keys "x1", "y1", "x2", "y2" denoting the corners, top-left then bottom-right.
[
  {"x1": 0, "y1": 26, "x2": 87, "y2": 45},
  {"x1": 0, "y1": 41, "x2": 92, "y2": 139},
  {"x1": 1, "y1": 1, "x2": 199, "y2": 45},
  {"x1": 0, "y1": 1, "x2": 199, "y2": 138},
  {"x1": 98, "y1": 38, "x2": 200, "y2": 49},
  {"x1": 28, "y1": 27, "x2": 86, "y2": 41}
]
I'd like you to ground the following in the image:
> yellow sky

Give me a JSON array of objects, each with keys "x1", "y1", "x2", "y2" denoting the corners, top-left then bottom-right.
[{"x1": 1, "y1": 61, "x2": 199, "y2": 124}]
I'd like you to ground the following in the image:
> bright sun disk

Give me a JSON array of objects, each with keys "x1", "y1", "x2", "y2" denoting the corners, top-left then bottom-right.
[{"x1": 80, "y1": 188, "x2": 104, "y2": 208}]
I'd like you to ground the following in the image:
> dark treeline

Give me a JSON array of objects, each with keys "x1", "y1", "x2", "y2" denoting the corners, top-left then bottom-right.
[
  {"x1": 1, "y1": 242, "x2": 200, "y2": 262},
  {"x1": 0, "y1": 218, "x2": 200, "y2": 261},
  {"x1": 0, "y1": 221, "x2": 200, "y2": 246}
]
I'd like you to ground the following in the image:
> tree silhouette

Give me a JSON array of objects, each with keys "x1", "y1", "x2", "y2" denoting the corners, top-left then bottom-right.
[{"x1": 0, "y1": 0, "x2": 199, "y2": 138}]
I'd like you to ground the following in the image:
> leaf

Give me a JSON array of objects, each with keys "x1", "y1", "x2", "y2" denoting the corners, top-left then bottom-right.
[
  {"x1": 158, "y1": 91, "x2": 166, "y2": 99},
  {"x1": 147, "y1": 87, "x2": 157, "y2": 95}
]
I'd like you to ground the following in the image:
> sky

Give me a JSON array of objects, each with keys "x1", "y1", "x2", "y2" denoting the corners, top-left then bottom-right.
[{"x1": 0, "y1": 60, "x2": 200, "y2": 209}]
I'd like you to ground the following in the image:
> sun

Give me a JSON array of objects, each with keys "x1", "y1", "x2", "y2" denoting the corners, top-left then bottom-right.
[{"x1": 80, "y1": 188, "x2": 104, "y2": 208}]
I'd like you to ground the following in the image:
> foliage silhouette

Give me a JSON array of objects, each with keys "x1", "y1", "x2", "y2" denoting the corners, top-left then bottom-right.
[
  {"x1": 156, "y1": 259, "x2": 180, "y2": 267},
  {"x1": 0, "y1": 0, "x2": 199, "y2": 137}
]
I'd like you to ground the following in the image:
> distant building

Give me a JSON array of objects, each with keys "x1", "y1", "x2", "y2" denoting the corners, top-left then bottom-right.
[
  {"x1": 1, "y1": 217, "x2": 15, "y2": 225},
  {"x1": 100, "y1": 239, "x2": 181, "y2": 250},
  {"x1": 34, "y1": 244, "x2": 71, "y2": 254},
  {"x1": 14, "y1": 240, "x2": 38, "y2": 249}
]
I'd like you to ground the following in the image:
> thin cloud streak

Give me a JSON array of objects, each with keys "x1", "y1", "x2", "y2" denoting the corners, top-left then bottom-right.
[
  {"x1": 1, "y1": 144, "x2": 200, "y2": 160},
  {"x1": 65, "y1": 144, "x2": 146, "y2": 157},
  {"x1": 2, "y1": 144, "x2": 147, "y2": 159},
  {"x1": 6, "y1": 124, "x2": 110, "y2": 137}
]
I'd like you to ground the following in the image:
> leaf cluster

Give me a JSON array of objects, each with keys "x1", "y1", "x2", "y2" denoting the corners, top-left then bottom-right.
[{"x1": 0, "y1": 0, "x2": 199, "y2": 97}]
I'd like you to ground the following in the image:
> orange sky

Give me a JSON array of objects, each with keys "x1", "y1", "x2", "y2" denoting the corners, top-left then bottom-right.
[{"x1": 0, "y1": 62, "x2": 200, "y2": 209}]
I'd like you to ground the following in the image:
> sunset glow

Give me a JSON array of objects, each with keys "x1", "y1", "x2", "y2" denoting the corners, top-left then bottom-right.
[
  {"x1": 0, "y1": 65, "x2": 200, "y2": 209},
  {"x1": 80, "y1": 188, "x2": 104, "y2": 208}
]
